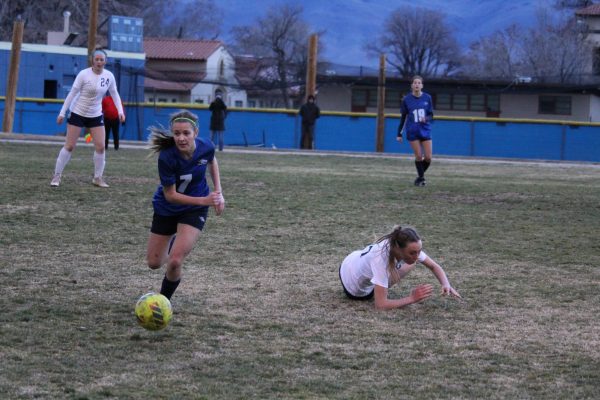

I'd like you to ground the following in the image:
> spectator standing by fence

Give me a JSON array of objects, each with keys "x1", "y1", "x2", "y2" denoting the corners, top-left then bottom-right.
[
  {"x1": 209, "y1": 92, "x2": 227, "y2": 151},
  {"x1": 299, "y1": 95, "x2": 320, "y2": 149}
]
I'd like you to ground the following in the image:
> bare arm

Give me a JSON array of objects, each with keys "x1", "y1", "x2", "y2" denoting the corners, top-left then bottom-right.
[
  {"x1": 421, "y1": 256, "x2": 461, "y2": 298},
  {"x1": 162, "y1": 185, "x2": 221, "y2": 207},
  {"x1": 208, "y1": 158, "x2": 225, "y2": 215},
  {"x1": 373, "y1": 283, "x2": 433, "y2": 310}
]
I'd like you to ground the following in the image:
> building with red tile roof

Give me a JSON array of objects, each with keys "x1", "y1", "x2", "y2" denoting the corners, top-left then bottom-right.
[{"x1": 143, "y1": 38, "x2": 246, "y2": 107}]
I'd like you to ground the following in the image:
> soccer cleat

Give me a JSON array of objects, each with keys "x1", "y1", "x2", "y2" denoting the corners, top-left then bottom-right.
[
  {"x1": 414, "y1": 177, "x2": 424, "y2": 186},
  {"x1": 50, "y1": 173, "x2": 61, "y2": 187},
  {"x1": 92, "y1": 177, "x2": 110, "y2": 188}
]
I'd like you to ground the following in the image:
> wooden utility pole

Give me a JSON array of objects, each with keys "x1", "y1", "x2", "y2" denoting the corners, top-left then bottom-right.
[
  {"x1": 2, "y1": 17, "x2": 25, "y2": 134},
  {"x1": 87, "y1": 0, "x2": 100, "y2": 64},
  {"x1": 375, "y1": 54, "x2": 386, "y2": 152},
  {"x1": 305, "y1": 34, "x2": 318, "y2": 99}
]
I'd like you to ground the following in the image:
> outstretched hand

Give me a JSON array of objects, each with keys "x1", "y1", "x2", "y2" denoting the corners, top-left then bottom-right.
[
  {"x1": 410, "y1": 284, "x2": 433, "y2": 303},
  {"x1": 441, "y1": 286, "x2": 462, "y2": 299}
]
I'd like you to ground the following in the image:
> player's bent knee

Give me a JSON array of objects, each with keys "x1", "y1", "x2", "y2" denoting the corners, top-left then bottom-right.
[{"x1": 147, "y1": 261, "x2": 162, "y2": 270}]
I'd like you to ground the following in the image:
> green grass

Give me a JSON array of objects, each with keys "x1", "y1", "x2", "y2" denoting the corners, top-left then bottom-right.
[{"x1": 1, "y1": 140, "x2": 599, "y2": 399}]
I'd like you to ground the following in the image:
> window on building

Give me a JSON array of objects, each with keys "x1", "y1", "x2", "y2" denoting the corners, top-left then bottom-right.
[
  {"x1": 367, "y1": 89, "x2": 379, "y2": 108},
  {"x1": 158, "y1": 98, "x2": 167, "y2": 102},
  {"x1": 539, "y1": 95, "x2": 571, "y2": 115},
  {"x1": 433, "y1": 93, "x2": 500, "y2": 113},
  {"x1": 385, "y1": 90, "x2": 401, "y2": 109},
  {"x1": 453, "y1": 94, "x2": 468, "y2": 111},
  {"x1": 235, "y1": 100, "x2": 243, "y2": 107},
  {"x1": 248, "y1": 100, "x2": 256, "y2": 108},
  {"x1": 435, "y1": 93, "x2": 451, "y2": 110},
  {"x1": 219, "y1": 59, "x2": 225, "y2": 78},
  {"x1": 487, "y1": 95, "x2": 500, "y2": 112},
  {"x1": 195, "y1": 99, "x2": 204, "y2": 104},
  {"x1": 44, "y1": 80, "x2": 58, "y2": 99},
  {"x1": 470, "y1": 94, "x2": 485, "y2": 111},
  {"x1": 594, "y1": 48, "x2": 600, "y2": 75},
  {"x1": 351, "y1": 89, "x2": 369, "y2": 112}
]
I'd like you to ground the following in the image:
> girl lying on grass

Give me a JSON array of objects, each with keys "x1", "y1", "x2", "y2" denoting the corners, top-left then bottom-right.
[{"x1": 339, "y1": 226, "x2": 461, "y2": 310}]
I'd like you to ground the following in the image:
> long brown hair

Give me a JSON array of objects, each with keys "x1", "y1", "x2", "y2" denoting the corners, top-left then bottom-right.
[
  {"x1": 376, "y1": 226, "x2": 421, "y2": 273},
  {"x1": 147, "y1": 110, "x2": 199, "y2": 154}
]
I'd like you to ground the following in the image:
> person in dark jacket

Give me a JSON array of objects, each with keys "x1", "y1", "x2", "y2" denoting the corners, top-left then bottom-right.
[
  {"x1": 299, "y1": 95, "x2": 320, "y2": 149},
  {"x1": 209, "y1": 92, "x2": 227, "y2": 151}
]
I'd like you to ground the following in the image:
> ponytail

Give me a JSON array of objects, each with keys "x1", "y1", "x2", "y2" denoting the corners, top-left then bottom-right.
[
  {"x1": 147, "y1": 125, "x2": 175, "y2": 154},
  {"x1": 376, "y1": 226, "x2": 421, "y2": 273}
]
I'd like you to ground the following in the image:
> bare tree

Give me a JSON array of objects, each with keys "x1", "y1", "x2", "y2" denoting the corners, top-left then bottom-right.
[
  {"x1": 462, "y1": 6, "x2": 592, "y2": 83},
  {"x1": 554, "y1": 0, "x2": 594, "y2": 10},
  {"x1": 141, "y1": 0, "x2": 222, "y2": 39},
  {"x1": 462, "y1": 25, "x2": 524, "y2": 79},
  {"x1": 521, "y1": 8, "x2": 591, "y2": 83},
  {"x1": 230, "y1": 4, "x2": 315, "y2": 107},
  {"x1": 366, "y1": 6, "x2": 461, "y2": 77}
]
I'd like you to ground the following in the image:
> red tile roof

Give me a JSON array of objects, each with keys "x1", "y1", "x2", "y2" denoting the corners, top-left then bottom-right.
[
  {"x1": 144, "y1": 68, "x2": 207, "y2": 91},
  {"x1": 144, "y1": 38, "x2": 222, "y2": 60},
  {"x1": 144, "y1": 77, "x2": 197, "y2": 92},
  {"x1": 576, "y1": 4, "x2": 600, "y2": 15}
]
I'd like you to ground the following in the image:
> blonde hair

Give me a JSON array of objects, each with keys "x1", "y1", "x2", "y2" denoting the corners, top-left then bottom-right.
[
  {"x1": 376, "y1": 226, "x2": 421, "y2": 274},
  {"x1": 148, "y1": 110, "x2": 199, "y2": 154}
]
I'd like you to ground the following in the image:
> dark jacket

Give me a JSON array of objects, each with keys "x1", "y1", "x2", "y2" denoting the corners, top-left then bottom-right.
[
  {"x1": 299, "y1": 101, "x2": 320, "y2": 125},
  {"x1": 209, "y1": 97, "x2": 227, "y2": 131}
]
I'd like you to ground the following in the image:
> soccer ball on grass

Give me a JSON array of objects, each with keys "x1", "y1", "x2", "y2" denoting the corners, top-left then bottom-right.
[{"x1": 134, "y1": 292, "x2": 172, "y2": 331}]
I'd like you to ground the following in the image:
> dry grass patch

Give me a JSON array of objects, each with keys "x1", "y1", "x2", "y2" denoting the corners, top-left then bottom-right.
[{"x1": 1, "y1": 142, "x2": 599, "y2": 399}]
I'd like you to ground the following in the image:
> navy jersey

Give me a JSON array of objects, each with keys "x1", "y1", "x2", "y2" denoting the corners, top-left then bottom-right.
[
  {"x1": 152, "y1": 137, "x2": 215, "y2": 216},
  {"x1": 400, "y1": 92, "x2": 434, "y2": 141}
]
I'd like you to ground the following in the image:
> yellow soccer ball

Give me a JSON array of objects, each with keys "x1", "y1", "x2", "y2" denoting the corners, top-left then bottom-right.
[{"x1": 134, "y1": 292, "x2": 172, "y2": 331}]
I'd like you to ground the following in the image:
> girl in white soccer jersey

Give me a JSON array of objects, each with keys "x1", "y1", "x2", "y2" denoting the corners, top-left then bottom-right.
[
  {"x1": 339, "y1": 226, "x2": 461, "y2": 310},
  {"x1": 397, "y1": 75, "x2": 434, "y2": 186},
  {"x1": 51, "y1": 49, "x2": 125, "y2": 188},
  {"x1": 146, "y1": 110, "x2": 225, "y2": 300}
]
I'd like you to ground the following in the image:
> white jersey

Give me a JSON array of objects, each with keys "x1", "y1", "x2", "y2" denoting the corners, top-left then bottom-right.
[
  {"x1": 59, "y1": 67, "x2": 123, "y2": 118},
  {"x1": 339, "y1": 240, "x2": 427, "y2": 297}
]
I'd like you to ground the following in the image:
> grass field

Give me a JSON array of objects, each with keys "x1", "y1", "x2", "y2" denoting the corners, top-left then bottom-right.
[{"x1": 1, "y1": 139, "x2": 599, "y2": 399}]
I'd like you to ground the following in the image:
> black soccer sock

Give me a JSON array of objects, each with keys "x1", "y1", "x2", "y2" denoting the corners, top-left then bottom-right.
[
  {"x1": 160, "y1": 276, "x2": 180, "y2": 300},
  {"x1": 423, "y1": 160, "x2": 431, "y2": 173},
  {"x1": 415, "y1": 160, "x2": 425, "y2": 178}
]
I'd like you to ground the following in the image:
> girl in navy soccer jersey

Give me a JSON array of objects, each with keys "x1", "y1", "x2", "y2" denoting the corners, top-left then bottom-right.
[
  {"x1": 397, "y1": 75, "x2": 434, "y2": 186},
  {"x1": 146, "y1": 110, "x2": 225, "y2": 300},
  {"x1": 339, "y1": 226, "x2": 461, "y2": 310}
]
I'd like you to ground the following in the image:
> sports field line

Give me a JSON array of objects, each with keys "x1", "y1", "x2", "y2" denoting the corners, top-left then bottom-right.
[{"x1": 1, "y1": 133, "x2": 599, "y2": 169}]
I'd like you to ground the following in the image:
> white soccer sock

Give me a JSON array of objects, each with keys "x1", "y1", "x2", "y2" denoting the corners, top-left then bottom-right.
[
  {"x1": 93, "y1": 151, "x2": 106, "y2": 178},
  {"x1": 54, "y1": 147, "x2": 72, "y2": 175}
]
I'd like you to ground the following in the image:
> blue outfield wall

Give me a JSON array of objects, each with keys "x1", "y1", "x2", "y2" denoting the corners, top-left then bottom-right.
[{"x1": 1, "y1": 99, "x2": 599, "y2": 162}]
